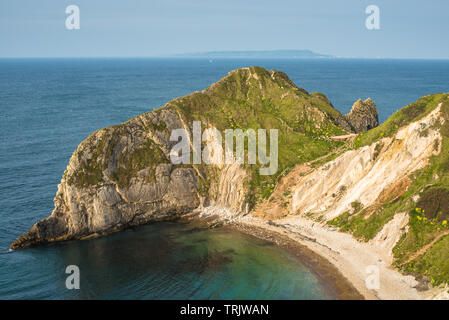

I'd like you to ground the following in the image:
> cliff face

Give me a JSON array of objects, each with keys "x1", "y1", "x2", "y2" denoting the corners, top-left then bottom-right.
[
  {"x1": 291, "y1": 104, "x2": 442, "y2": 221},
  {"x1": 11, "y1": 109, "x2": 202, "y2": 249},
  {"x1": 11, "y1": 66, "x2": 359, "y2": 249}
]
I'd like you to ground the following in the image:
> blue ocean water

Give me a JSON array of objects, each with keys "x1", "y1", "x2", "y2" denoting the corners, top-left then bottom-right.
[{"x1": 0, "y1": 58, "x2": 448, "y2": 299}]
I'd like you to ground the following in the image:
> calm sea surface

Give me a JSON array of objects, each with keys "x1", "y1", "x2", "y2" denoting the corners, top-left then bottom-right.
[{"x1": 0, "y1": 58, "x2": 448, "y2": 299}]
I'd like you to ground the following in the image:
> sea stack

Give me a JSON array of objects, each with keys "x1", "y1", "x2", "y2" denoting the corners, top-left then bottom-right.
[{"x1": 344, "y1": 98, "x2": 379, "y2": 133}]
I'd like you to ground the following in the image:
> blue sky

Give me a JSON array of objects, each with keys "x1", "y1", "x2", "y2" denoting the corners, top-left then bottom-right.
[{"x1": 1, "y1": 0, "x2": 448, "y2": 59}]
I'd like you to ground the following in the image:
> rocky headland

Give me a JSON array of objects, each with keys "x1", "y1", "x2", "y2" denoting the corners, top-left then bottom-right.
[{"x1": 10, "y1": 67, "x2": 449, "y2": 299}]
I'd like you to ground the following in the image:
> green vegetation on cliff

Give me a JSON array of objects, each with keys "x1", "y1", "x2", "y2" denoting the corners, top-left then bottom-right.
[
  {"x1": 67, "y1": 122, "x2": 169, "y2": 189},
  {"x1": 172, "y1": 67, "x2": 348, "y2": 203},
  {"x1": 65, "y1": 66, "x2": 352, "y2": 210}
]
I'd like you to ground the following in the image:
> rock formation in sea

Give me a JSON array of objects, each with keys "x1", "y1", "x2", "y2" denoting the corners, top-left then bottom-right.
[
  {"x1": 344, "y1": 98, "x2": 379, "y2": 133},
  {"x1": 10, "y1": 66, "x2": 449, "y2": 290}
]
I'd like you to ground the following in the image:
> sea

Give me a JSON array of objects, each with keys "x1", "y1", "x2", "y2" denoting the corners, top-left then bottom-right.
[{"x1": 0, "y1": 58, "x2": 448, "y2": 299}]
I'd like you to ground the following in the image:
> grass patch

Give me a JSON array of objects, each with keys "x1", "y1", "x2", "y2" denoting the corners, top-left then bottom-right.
[
  {"x1": 68, "y1": 129, "x2": 112, "y2": 188},
  {"x1": 110, "y1": 138, "x2": 168, "y2": 189},
  {"x1": 404, "y1": 234, "x2": 449, "y2": 286}
]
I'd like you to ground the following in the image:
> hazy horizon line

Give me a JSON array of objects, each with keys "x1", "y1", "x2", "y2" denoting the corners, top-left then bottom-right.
[
  {"x1": 1, "y1": 56, "x2": 449, "y2": 61},
  {"x1": 2, "y1": 49, "x2": 449, "y2": 60}
]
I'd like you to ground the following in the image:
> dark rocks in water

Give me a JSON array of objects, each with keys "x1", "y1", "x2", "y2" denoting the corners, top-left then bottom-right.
[
  {"x1": 182, "y1": 250, "x2": 234, "y2": 273},
  {"x1": 10, "y1": 215, "x2": 71, "y2": 249},
  {"x1": 344, "y1": 98, "x2": 379, "y2": 133}
]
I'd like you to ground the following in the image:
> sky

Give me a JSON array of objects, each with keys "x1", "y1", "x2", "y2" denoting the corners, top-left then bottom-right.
[{"x1": 1, "y1": 0, "x2": 448, "y2": 59}]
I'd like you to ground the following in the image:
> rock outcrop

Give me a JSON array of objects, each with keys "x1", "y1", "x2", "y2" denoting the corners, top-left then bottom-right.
[
  {"x1": 344, "y1": 98, "x2": 379, "y2": 133},
  {"x1": 11, "y1": 108, "x2": 202, "y2": 249}
]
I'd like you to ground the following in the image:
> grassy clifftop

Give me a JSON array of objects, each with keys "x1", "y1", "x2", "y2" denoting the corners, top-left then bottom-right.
[{"x1": 170, "y1": 66, "x2": 350, "y2": 201}]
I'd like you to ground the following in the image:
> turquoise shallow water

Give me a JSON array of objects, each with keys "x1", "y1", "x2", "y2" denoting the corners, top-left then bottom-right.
[
  {"x1": 1, "y1": 58, "x2": 448, "y2": 299},
  {"x1": 1, "y1": 222, "x2": 333, "y2": 299}
]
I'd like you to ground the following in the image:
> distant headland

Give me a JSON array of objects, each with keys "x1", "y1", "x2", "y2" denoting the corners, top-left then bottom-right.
[{"x1": 168, "y1": 49, "x2": 333, "y2": 59}]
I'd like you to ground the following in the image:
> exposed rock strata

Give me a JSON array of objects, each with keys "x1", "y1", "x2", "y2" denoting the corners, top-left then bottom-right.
[{"x1": 292, "y1": 105, "x2": 442, "y2": 220}]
